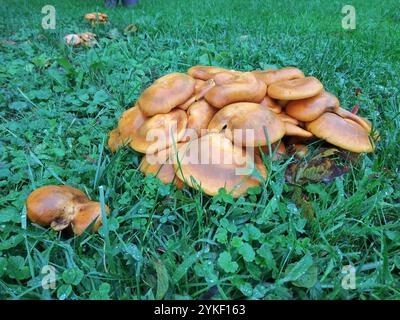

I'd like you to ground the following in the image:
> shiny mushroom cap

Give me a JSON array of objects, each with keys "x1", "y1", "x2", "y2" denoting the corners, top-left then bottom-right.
[
  {"x1": 285, "y1": 91, "x2": 339, "y2": 122},
  {"x1": 26, "y1": 185, "x2": 109, "y2": 235},
  {"x1": 140, "y1": 144, "x2": 184, "y2": 188},
  {"x1": 187, "y1": 66, "x2": 231, "y2": 80},
  {"x1": 174, "y1": 133, "x2": 267, "y2": 197},
  {"x1": 71, "y1": 201, "x2": 109, "y2": 236},
  {"x1": 118, "y1": 105, "x2": 188, "y2": 154},
  {"x1": 208, "y1": 102, "x2": 285, "y2": 146},
  {"x1": 305, "y1": 112, "x2": 375, "y2": 153},
  {"x1": 252, "y1": 67, "x2": 305, "y2": 86},
  {"x1": 64, "y1": 34, "x2": 81, "y2": 46},
  {"x1": 138, "y1": 73, "x2": 195, "y2": 116},
  {"x1": 268, "y1": 76, "x2": 324, "y2": 100},
  {"x1": 205, "y1": 72, "x2": 267, "y2": 108}
]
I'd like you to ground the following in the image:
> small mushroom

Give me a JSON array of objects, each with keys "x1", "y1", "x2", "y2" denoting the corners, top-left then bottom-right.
[
  {"x1": 26, "y1": 185, "x2": 109, "y2": 236},
  {"x1": 188, "y1": 66, "x2": 231, "y2": 80},
  {"x1": 140, "y1": 145, "x2": 184, "y2": 188},
  {"x1": 174, "y1": 133, "x2": 267, "y2": 197},
  {"x1": 64, "y1": 34, "x2": 81, "y2": 46},
  {"x1": 268, "y1": 76, "x2": 324, "y2": 100},
  {"x1": 138, "y1": 73, "x2": 195, "y2": 116},
  {"x1": 305, "y1": 112, "x2": 375, "y2": 153},
  {"x1": 205, "y1": 72, "x2": 267, "y2": 108},
  {"x1": 118, "y1": 105, "x2": 188, "y2": 154},
  {"x1": 208, "y1": 102, "x2": 285, "y2": 146},
  {"x1": 252, "y1": 67, "x2": 305, "y2": 86}
]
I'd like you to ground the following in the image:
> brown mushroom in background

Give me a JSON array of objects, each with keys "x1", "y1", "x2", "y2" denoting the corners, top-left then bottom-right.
[
  {"x1": 268, "y1": 76, "x2": 324, "y2": 100},
  {"x1": 140, "y1": 144, "x2": 184, "y2": 188},
  {"x1": 174, "y1": 133, "x2": 267, "y2": 197},
  {"x1": 252, "y1": 67, "x2": 305, "y2": 86},
  {"x1": 118, "y1": 105, "x2": 188, "y2": 154},
  {"x1": 188, "y1": 66, "x2": 231, "y2": 80},
  {"x1": 208, "y1": 102, "x2": 286, "y2": 147},
  {"x1": 84, "y1": 12, "x2": 108, "y2": 27},
  {"x1": 205, "y1": 72, "x2": 267, "y2": 108},
  {"x1": 26, "y1": 185, "x2": 109, "y2": 236},
  {"x1": 138, "y1": 73, "x2": 195, "y2": 116},
  {"x1": 305, "y1": 112, "x2": 375, "y2": 153}
]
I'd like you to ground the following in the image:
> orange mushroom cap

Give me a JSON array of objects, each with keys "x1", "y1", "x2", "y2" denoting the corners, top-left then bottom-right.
[
  {"x1": 305, "y1": 112, "x2": 375, "y2": 153},
  {"x1": 205, "y1": 72, "x2": 267, "y2": 108},
  {"x1": 140, "y1": 144, "x2": 184, "y2": 188},
  {"x1": 289, "y1": 144, "x2": 309, "y2": 159},
  {"x1": 71, "y1": 201, "x2": 109, "y2": 236},
  {"x1": 26, "y1": 185, "x2": 109, "y2": 235},
  {"x1": 251, "y1": 67, "x2": 305, "y2": 86},
  {"x1": 268, "y1": 76, "x2": 324, "y2": 100},
  {"x1": 285, "y1": 91, "x2": 339, "y2": 122},
  {"x1": 284, "y1": 122, "x2": 314, "y2": 138},
  {"x1": 185, "y1": 100, "x2": 218, "y2": 138},
  {"x1": 259, "y1": 96, "x2": 282, "y2": 114},
  {"x1": 174, "y1": 133, "x2": 267, "y2": 197},
  {"x1": 187, "y1": 66, "x2": 231, "y2": 80},
  {"x1": 118, "y1": 105, "x2": 188, "y2": 154},
  {"x1": 208, "y1": 102, "x2": 285, "y2": 147},
  {"x1": 138, "y1": 73, "x2": 195, "y2": 116}
]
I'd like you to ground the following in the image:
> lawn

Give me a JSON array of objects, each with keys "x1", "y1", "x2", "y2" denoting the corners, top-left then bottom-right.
[{"x1": 0, "y1": 0, "x2": 399, "y2": 300}]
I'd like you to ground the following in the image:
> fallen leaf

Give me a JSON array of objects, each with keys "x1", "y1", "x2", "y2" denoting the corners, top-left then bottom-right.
[{"x1": 285, "y1": 149, "x2": 351, "y2": 185}]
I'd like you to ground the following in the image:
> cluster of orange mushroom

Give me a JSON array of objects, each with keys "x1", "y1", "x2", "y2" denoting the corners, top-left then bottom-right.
[
  {"x1": 84, "y1": 12, "x2": 108, "y2": 27},
  {"x1": 107, "y1": 66, "x2": 377, "y2": 198},
  {"x1": 26, "y1": 185, "x2": 109, "y2": 236}
]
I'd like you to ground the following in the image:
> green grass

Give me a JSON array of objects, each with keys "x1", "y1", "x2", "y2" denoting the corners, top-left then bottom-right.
[{"x1": 0, "y1": 0, "x2": 399, "y2": 300}]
